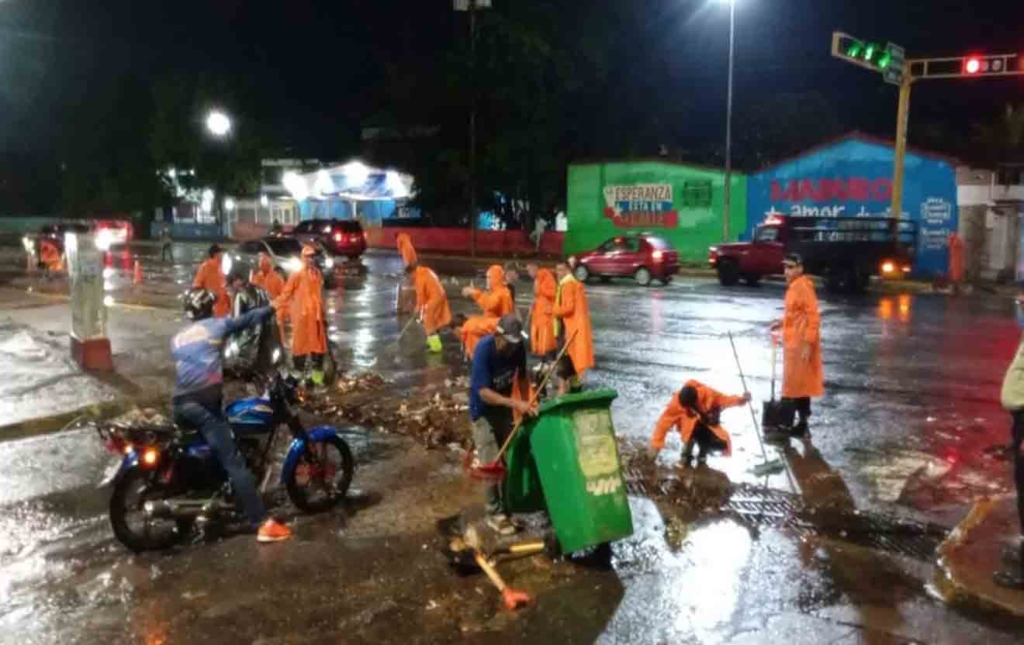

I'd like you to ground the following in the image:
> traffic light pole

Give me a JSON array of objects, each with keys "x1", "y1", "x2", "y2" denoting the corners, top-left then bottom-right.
[{"x1": 890, "y1": 78, "x2": 912, "y2": 225}]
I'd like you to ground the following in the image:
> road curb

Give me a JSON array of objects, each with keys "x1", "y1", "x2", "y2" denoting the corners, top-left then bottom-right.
[
  {"x1": 934, "y1": 495, "x2": 1024, "y2": 618},
  {"x1": 0, "y1": 398, "x2": 163, "y2": 444}
]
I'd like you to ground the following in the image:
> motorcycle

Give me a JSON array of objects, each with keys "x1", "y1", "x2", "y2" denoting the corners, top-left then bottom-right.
[{"x1": 96, "y1": 372, "x2": 354, "y2": 552}]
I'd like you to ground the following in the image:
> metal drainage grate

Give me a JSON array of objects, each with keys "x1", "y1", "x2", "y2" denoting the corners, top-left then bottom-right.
[{"x1": 624, "y1": 472, "x2": 947, "y2": 561}]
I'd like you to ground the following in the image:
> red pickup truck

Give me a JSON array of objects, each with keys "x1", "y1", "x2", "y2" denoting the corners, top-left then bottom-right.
[{"x1": 708, "y1": 215, "x2": 916, "y2": 293}]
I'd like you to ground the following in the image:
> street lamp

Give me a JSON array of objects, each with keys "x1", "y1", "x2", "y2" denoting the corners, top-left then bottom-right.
[
  {"x1": 719, "y1": 0, "x2": 736, "y2": 243},
  {"x1": 205, "y1": 110, "x2": 232, "y2": 138}
]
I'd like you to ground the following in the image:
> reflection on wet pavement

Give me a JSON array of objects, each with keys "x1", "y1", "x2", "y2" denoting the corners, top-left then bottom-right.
[{"x1": 4, "y1": 247, "x2": 1024, "y2": 642}]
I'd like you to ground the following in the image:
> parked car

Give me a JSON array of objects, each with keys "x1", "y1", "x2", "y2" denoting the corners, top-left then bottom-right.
[
  {"x1": 568, "y1": 234, "x2": 680, "y2": 286},
  {"x1": 291, "y1": 219, "x2": 367, "y2": 260},
  {"x1": 708, "y1": 214, "x2": 915, "y2": 293},
  {"x1": 93, "y1": 220, "x2": 134, "y2": 248},
  {"x1": 232, "y1": 236, "x2": 336, "y2": 288}
]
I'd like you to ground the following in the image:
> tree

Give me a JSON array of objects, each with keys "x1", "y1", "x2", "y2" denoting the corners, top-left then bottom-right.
[{"x1": 971, "y1": 104, "x2": 1024, "y2": 167}]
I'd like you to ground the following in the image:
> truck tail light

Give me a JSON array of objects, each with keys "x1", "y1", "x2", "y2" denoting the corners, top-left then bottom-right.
[
  {"x1": 333, "y1": 232, "x2": 342, "y2": 243},
  {"x1": 881, "y1": 261, "x2": 895, "y2": 275},
  {"x1": 901, "y1": 264, "x2": 911, "y2": 273}
]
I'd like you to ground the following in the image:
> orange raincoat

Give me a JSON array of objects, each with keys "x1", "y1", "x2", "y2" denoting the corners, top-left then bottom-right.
[
  {"x1": 397, "y1": 233, "x2": 418, "y2": 267},
  {"x1": 469, "y1": 265, "x2": 514, "y2": 317},
  {"x1": 252, "y1": 255, "x2": 287, "y2": 343},
  {"x1": 413, "y1": 266, "x2": 452, "y2": 335},
  {"x1": 459, "y1": 316, "x2": 499, "y2": 360},
  {"x1": 649, "y1": 380, "x2": 745, "y2": 456},
  {"x1": 193, "y1": 256, "x2": 230, "y2": 318},
  {"x1": 274, "y1": 264, "x2": 326, "y2": 357},
  {"x1": 530, "y1": 268, "x2": 557, "y2": 356},
  {"x1": 552, "y1": 274, "x2": 595, "y2": 376},
  {"x1": 39, "y1": 240, "x2": 64, "y2": 273},
  {"x1": 781, "y1": 274, "x2": 824, "y2": 399},
  {"x1": 948, "y1": 233, "x2": 965, "y2": 284}
]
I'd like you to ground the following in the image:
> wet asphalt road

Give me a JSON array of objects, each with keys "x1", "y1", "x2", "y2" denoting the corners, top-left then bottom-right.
[{"x1": 1, "y1": 245, "x2": 1023, "y2": 643}]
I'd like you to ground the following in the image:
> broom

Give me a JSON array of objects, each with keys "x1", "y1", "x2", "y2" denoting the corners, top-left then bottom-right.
[
  {"x1": 465, "y1": 330, "x2": 578, "y2": 481},
  {"x1": 726, "y1": 331, "x2": 793, "y2": 486}
]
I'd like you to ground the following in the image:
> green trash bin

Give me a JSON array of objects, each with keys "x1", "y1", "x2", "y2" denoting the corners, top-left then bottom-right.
[{"x1": 505, "y1": 388, "x2": 633, "y2": 554}]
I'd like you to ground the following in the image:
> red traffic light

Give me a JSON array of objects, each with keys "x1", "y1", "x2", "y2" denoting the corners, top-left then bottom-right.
[{"x1": 964, "y1": 57, "x2": 982, "y2": 74}]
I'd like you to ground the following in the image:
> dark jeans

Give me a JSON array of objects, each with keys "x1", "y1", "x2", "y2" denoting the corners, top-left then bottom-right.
[
  {"x1": 173, "y1": 392, "x2": 266, "y2": 529},
  {"x1": 782, "y1": 397, "x2": 811, "y2": 424},
  {"x1": 685, "y1": 422, "x2": 727, "y2": 459},
  {"x1": 472, "y1": 408, "x2": 513, "y2": 516},
  {"x1": 161, "y1": 242, "x2": 173, "y2": 262},
  {"x1": 1012, "y1": 411, "x2": 1024, "y2": 535}
]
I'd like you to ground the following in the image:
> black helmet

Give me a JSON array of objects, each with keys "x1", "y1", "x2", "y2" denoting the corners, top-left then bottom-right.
[{"x1": 183, "y1": 288, "x2": 216, "y2": 321}]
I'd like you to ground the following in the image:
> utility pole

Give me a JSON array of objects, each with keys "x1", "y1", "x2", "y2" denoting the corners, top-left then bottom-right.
[{"x1": 455, "y1": 0, "x2": 490, "y2": 256}]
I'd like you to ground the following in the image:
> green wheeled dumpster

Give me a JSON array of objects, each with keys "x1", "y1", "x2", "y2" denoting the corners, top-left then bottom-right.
[{"x1": 503, "y1": 388, "x2": 633, "y2": 554}]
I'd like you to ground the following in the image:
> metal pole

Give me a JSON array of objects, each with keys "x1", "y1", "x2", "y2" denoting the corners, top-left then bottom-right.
[
  {"x1": 469, "y1": 0, "x2": 478, "y2": 257},
  {"x1": 890, "y1": 77, "x2": 912, "y2": 238},
  {"x1": 722, "y1": 0, "x2": 735, "y2": 243}
]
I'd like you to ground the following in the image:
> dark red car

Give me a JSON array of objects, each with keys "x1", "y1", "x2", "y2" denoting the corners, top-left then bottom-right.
[
  {"x1": 569, "y1": 234, "x2": 680, "y2": 286},
  {"x1": 291, "y1": 219, "x2": 367, "y2": 260}
]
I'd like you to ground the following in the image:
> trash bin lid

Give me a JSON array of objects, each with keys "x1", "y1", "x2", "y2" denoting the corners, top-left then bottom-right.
[{"x1": 537, "y1": 388, "x2": 617, "y2": 415}]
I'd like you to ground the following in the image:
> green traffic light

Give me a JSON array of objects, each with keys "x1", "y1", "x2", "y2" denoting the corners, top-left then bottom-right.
[
  {"x1": 877, "y1": 51, "x2": 892, "y2": 69},
  {"x1": 864, "y1": 43, "x2": 877, "y2": 62},
  {"x1": 846, "y1": 41, "x2": 864, "y2": 58}
]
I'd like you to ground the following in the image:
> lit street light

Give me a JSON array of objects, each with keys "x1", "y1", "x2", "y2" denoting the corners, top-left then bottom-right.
[
  {"x1": 719, "y1": 0, "x2": 737, "y2": 243},
  {"x1": 205, "y1": 110, "x2": 232, "y2": 138}
]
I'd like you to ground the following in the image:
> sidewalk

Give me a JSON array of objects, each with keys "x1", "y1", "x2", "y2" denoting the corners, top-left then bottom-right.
[
  {"x1": 0, "y1": 287, "x2": 178, "y2": 439},
  {"x1": 936, "y1": 495, "x2": 1024, "y2": 618}
]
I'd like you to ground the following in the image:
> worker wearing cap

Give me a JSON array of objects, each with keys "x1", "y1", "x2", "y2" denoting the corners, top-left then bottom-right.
[
  {"x1": 273, "y1": 245, "x2": 328, "y2": 387},
  {"x1": 251, "y1": 252, "x2": 287, "y2": 345},
  {"x1": 468, "y1": 314, "x2": 536, "y2": 536},
  {"x1": 770, "y1": 253, "x2": 823, "y2": 436},
  {"x1": 193, "y1": 244, "x2": 230, "y2": 318},
  {"x1": 647, "y1": 380, "x2": 750, "y2": 466}
]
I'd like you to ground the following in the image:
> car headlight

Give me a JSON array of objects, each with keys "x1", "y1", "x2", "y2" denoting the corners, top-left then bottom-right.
[
  {"x1": 283, "y1": 258, "x2": 303, "y2": 273},
  {"x1": 324, "y1": 257, "x2": 335, "y2": 269}
]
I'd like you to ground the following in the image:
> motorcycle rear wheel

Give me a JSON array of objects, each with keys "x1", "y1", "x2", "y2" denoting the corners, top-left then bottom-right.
[{"x1": 109, "y1": 468, "x2": 183, "y2": 552}]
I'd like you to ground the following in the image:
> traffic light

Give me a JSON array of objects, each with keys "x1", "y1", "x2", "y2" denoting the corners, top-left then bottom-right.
[
  {"x1": 832, "y1": 32, "x2": 906, "y2": 83},
  {"x1": 962, "y1": 55, "x2": 1007, "y2": 76}
]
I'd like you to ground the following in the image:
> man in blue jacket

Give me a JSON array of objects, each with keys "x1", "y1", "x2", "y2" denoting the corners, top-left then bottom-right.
[{"x1": 172, "y1": 287, "x2": 291, "y2": 543}]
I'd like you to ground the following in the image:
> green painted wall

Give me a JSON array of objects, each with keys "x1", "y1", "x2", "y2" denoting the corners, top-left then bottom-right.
[{"x1": 565, "y1": 161, "x2": 747, "y2": 263}]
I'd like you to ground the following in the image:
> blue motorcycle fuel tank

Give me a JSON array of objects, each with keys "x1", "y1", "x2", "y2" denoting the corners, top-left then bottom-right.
[{"x1": 226, "y1": 397, "x2": 276, "y2": 436}]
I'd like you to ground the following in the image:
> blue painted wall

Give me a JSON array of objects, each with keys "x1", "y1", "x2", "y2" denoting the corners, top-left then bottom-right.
[{"x1": 746, "y1": 137, "x2": 958, "y2": 278}]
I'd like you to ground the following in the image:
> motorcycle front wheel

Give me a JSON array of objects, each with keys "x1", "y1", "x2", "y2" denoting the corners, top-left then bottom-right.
[
  {"x1": 109, "y1": 467, "x2": 184, "y2": 552},
  {"x1": 285, "y1": 436, "x2": 354, "y2": 513}
]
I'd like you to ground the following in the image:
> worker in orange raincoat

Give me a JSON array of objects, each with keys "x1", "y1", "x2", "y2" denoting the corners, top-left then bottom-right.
[
  {"x1": 193, "y1": 244, "x2": 231, "y2": 318},
  {"x1": 459, "y1": 265, "x2": 514, "y2": 360},
  {"x1": 251, "y1": 252, "x2": 287, "y2": 345},
  {"x1": 647, "y1": 380, "x2": 750, "y2": 466},
  {"x1": 550, "y1": 261, "x2": 595, "y2": 394},
  {"x1": 770, "y1": 253, "x2": 824, "y2": 437},
  {"x1": 273, "y1": 245, "x2": 328, "y2": 387},
  {"x1": 525, "y1": 262, "x2": 557, "y2": 359},
  {"x1": 948, "y1": 232, "x2": 965, "y2": 294},
  {"x1": 408, "y1": 263, "x2": 452, "y2": 354},
  {"x1": 39, "y1": 238, "x2": 64, "y2": 276},
  {"x1": 462, "y1": 265, "x2": 514, "y2": 318}
]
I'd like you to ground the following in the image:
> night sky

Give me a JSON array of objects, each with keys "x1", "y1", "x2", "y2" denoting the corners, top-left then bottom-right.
[{"x1": 3, "y1": 0, "x2": 1024, "y2": 159}]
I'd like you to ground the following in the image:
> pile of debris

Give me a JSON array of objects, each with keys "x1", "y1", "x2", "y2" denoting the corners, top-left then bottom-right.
[
  {"x1": 108, "y1": 407, "x2": 169, "y2": 427},
  {"x1": 306, "y1": 371, "x2": 473, "y2": 450}
]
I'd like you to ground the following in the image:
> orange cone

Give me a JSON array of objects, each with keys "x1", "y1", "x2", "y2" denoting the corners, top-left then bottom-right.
[{"x1": 133, "y1": 259, "x2": 143, "y2": 286}]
